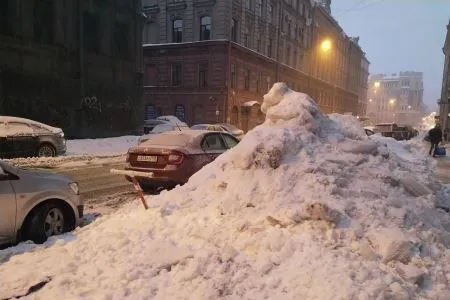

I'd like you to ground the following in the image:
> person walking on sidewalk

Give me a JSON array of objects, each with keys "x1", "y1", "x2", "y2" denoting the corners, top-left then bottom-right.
[
  {"x1": 428, "y1": 124, "x2": 443, "y2": 157},
  {"x1": 444, "y1": 128, "x2": 449, "y2": 143}
]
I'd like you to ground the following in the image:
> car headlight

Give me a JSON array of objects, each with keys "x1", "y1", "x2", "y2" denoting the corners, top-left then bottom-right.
[{"x1": 69, "y1": 182, "x2": 79, "y2": 195}]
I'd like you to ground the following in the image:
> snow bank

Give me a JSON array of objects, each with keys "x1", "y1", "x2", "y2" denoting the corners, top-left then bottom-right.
[
  {"x1": 66, "y1": 136, "x2": 139, "y2": 156},
  {"x1": 1, "y1": 83, "x2": 450, "y2": 299}
]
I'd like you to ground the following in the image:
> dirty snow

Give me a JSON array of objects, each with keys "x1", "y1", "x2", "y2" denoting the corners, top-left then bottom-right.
[{"x1": 1, "y1": 83, "x2": 450, "y2": 299}]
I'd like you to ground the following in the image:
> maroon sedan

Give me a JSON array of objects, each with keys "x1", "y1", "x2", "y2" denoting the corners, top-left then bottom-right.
[{"x1": 125, "y1": 130, "x2": 239, "y2": 191}]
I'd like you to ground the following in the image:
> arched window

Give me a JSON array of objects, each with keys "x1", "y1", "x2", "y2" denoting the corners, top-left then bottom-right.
[
  {"x1": 200, "y1": 16, "x2": 211, "y2": 41},
  {"x1": 145, "y1": 104, "x2": 157, "y2": 120},
  {"x1": 174, "y1": 104, "x2": 186, "y2": 122},
  {"x1": 172, "y1": 19, "x2": 183, "y2": 43}
]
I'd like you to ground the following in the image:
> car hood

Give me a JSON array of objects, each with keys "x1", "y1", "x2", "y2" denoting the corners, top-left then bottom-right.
[{"x1": 18, "y1": 168, "x2": 73, "y2": 184}]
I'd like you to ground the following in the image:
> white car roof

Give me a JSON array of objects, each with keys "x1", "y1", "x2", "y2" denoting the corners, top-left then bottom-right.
[{"x1": 0, "y1": 116, "x2": 62, "y2": 133}]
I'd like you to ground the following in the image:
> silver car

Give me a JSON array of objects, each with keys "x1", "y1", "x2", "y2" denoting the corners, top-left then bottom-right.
[{"x1": 0, "y1": 161, "x2": 83, "y2": 245}]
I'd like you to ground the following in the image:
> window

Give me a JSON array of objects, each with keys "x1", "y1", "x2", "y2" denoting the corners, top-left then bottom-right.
[
  {"x1": 231, "y1": 64, "x2": 236, "y2": 89},
  {"x1": 171, "y1": 64, "x2": 182, "y2": 86},
  {"x1": 256, "y1": 39, "x2": 261, "y2": 52},
  {"x1": 244, "y1": 31, "x2": 249, "y2": 47},
  {"x1": 200, "y1": 16, "x2": 211, "y2": 40},
  {"x1": 198, "y1": 63, "x2": 208, "y2": 87},
  {"x1": 201, "y1": 134, "x2": 227, "y2": 151},
  {"x1": 172, "y1": 19, "x2": 183, "y2": 43},
  {"x1": 256, "y1": 0, "x2": 262, "y2": 16},
  {"x1": 268, "y1": 4, "x2": 273, "y2": 23},
  {"x1": 34, "y1": 0, "x2": 54, "y2": 44},
  {"x1": 83, "y1": 11, "x2": 100, "y2": 53},
  {"x1": 222, "y1": 134, "x2": 239, "y2": 148},
  {"x1": 244, "y1": 69, "x2": 250, "y2": 90},
  {"x1": 293, "y1": 50, "x2": 297, "y2": 68},
  {"x1": 174, "y1": 105, "x2": 186, "y2": 121},
  {"x1": 268, "y1": 38, "x2": 273, "y2": 57},
  {"x1": 286, "y1": 46, "x2": 291, "y2": 65},
  {"x1": 7, "y1": 123, "x2": 33, "y2": 135},
  {"x1": 114, "y1": 22, "x2": 130, "y2": 59},
  {"x1": 145, "y1": 104, "x2": 157, "y2": 120},
  {"x1": 145, "y1": 64, "x2": 157, "y2": 85},
  {"x1": 231, "y1": 18, "x2": 238, "y2": 42},
  {"x1": 245, "y1": 0, "x2": 251, "y2": 10}
]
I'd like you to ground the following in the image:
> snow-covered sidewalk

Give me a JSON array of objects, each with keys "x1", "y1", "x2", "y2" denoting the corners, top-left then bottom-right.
[
  {"x1": 1, "y1": 84, "x2": 449, "y2": 299},
  {"x1": 66, "y1": 135, "x2": 139, "y2": 156}
]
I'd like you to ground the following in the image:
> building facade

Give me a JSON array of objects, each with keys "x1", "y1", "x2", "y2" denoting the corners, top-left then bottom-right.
[
  {"x1": 438, "y1": 20, "x2": 450, "y2": 131},
  {"x1": 142, "y1": 0, "x2": 369, "y2": 130},
  {"x1": 366, "y1": 72, "x2": 424, "y2": 125},
  {"x1": 0, "y1": 0, "x2": 144, "y2": 138}
]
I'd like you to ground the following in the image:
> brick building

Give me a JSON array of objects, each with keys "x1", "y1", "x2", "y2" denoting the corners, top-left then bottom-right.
[
  {"x1": 0, "y1": 0, "x2": 144, "y2": 138},
  {"x1": 142, "y1": 0, "x2": 369, "y2": 130},
  {"x1": 438, "y1": 19, "x2": 450, "y2": 131}
]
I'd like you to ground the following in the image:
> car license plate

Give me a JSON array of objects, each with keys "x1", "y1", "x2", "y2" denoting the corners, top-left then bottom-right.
[{"x1": 137, "y1": 155, "x2": 157, "y2": 162}]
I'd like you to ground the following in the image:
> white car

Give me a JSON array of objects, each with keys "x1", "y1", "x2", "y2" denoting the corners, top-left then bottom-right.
[
  {"x1": 138, "y1": 123, "x2": 190, "y2": 144},
  {"x1": 143, "y1": 116, "x2": 188, "y2": 134}
]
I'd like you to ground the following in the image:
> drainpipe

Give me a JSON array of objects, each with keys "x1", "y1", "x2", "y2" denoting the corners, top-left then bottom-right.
[
  {"x1": 225, "y1": 41, "x2": 232, "y2": 123},
  {"x1": 78, "y1": 0, "x2": 85, "y2": 98},
  {"x1": 275, "y1": 2, "x2": 282, "y2": 82}
]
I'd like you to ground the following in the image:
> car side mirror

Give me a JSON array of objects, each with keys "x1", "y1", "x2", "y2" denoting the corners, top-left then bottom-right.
[{"x1": 0, "y1": 171, "x2": 19, "y2": 181}]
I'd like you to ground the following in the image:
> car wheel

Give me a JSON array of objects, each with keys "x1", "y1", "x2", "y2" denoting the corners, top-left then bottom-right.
[
  {"x1": 38, "y1": 144, "x2": 56, "y2": 157},
  {"x1": 23, "y1": 203, "x2": 68, "y2": 244}
]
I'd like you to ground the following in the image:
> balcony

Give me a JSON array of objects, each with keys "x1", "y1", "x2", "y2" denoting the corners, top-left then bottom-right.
[
  {"x1": 143, "y1": 4, "x2": 160, "y2": 14},
  {"x1": 167, "y1": 1, "x2": 187, "y2": 11},
  {"x1": 193, "y1": 0, "x2": 216, "y2": 8}
]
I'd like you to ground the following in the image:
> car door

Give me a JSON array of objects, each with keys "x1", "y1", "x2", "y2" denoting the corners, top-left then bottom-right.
[
  {"x1": 6, "y1": 122, "x2": 40, "y2": 157},
  {"x1": 0, "y1": 166, "x2": 17, "y2": 244},
  {"x1": 200, "y1": 133, "x2": 228, "y2": 161}
]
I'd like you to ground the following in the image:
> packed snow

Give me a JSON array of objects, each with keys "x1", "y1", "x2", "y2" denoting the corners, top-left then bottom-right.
[
  {"x1": 66, "y1": 135, "x2": 139, "y2": 156},
  {"x1": 1, "y1": 83, "x2": 450, "y2": 299}
]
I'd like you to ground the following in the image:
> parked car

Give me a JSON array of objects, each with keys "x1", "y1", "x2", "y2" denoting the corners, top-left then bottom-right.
[
  {"x1": 125, "y1": 130, "x2": 239, "y2": 191},
  {"x1": 0, "y1": 160, "x2": 83, "y2": 246},
  {"x1": 364, "y1": 128, "x2": 375, "y2": 136},
  {"x1": 373, "y1": 123, "x2": 417, "y2": 141},
  {"x1": 191, "y1": 123, "x2": 245, "y2": 140},
  {"x1": 138, "y1": 123, "x2": 190, "y2": 145},
  {"x1": 0, "y1": 116, "x2": 66, "y2": 158},
  {"x1": 143, "y1": 115, "x2": 188, "y2": 134}
]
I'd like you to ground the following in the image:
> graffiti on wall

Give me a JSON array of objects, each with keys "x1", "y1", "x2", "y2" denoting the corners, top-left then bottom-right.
[{"x1": 81, "y1": 96, "x2": 102, "y2": 112}]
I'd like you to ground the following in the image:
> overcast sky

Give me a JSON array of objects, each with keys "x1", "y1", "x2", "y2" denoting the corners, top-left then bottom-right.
[{"x1": 331, "y1": 0, "x2": 450, "y2": 111}]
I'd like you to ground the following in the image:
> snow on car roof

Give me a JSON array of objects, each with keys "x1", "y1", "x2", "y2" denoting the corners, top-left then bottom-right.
[
  {"x1": 138, "y1": 130, "x2": 209, "y2": 149},
  {"x1": 0, "y1": 116, "x2": 61, "y2": 133}
]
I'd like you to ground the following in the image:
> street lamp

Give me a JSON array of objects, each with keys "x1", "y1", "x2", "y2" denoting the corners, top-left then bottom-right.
[
  {"x1": 389, "y1": 98, "x2": 396, "y2": 105},
  {"x1": 369, "y1": 99, "x2": 373, "y2": 103},
  {"x1": 320, "y1": 39, "x2": 332, "y2": 52},
  {"x1": 374, "y1": 81, "x2": 380, "y2": 88},
  {"x1": 408, "y1": 105, "x2": 411, "y2": 109}
]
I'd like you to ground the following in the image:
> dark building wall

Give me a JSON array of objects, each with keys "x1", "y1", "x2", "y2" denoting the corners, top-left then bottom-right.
[
  {"x1": 143, "y1": 41, "x2": 359, "y2": 132},
  {"x1": 0, "y1": 0, "x2": 144, "y2": 138}
]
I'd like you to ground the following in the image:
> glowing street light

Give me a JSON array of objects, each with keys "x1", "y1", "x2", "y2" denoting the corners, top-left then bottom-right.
[
  {"x1": 389, "y1": 98, "x2": 396, "y2": 105},
  {"x1": 320, "y1": 39, "x2": 332, "y2": 52},
  {"x1": 368, "y1": 99, "x2": 373, "y2": 102},
  {"x1": 408, "y1": 105, "x2": 411, "y2": 109},
  {"x1": 374, "y1": 81, "x2": 380, "y2": 88}
]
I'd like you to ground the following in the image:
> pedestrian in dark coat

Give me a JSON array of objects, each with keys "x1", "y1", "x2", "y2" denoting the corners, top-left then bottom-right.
[
  {"x1": 428, "y1": 125, "x2": 443, "y2": 157},
  {"x1": 444, "y1": 128, "x2": 449, "y2": 142}
]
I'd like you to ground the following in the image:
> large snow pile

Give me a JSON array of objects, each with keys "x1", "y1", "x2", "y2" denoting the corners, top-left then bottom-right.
[
  {"x1": 1, "y1": 83, "x2": 450, "y2": 299},
  {"x1": 66, "y1": 135, "x2": 139, "y2": 156}
]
